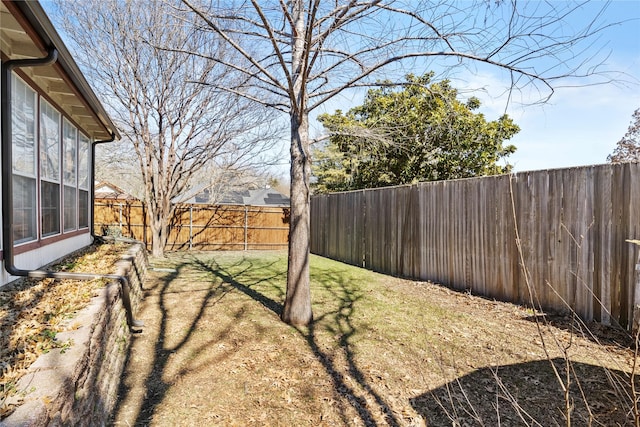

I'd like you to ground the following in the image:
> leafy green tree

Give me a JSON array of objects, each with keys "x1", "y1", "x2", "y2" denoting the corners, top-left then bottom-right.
[{"x1": 314, "y1": 74, "x2": 519, "y2": 192}]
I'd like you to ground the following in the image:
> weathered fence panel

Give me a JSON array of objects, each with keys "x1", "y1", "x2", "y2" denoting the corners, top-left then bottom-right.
[
  {"x1": 310, "y1": 163, "x2": 640, "y2": 329},
  {"x1": 95, "y1": 200, "x2": 289, "y2": 251}
]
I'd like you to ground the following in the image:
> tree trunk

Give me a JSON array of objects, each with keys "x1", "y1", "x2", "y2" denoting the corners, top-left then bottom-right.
[
  {"x1": 281, "y1": 111, "x2": 313, "y2": 326},
  {"x1": 150, "y1": 214, "x2": 167, "y2": 258},
  {"x1": 281, "y1": 0, "x2": 313, "y2": 326}
]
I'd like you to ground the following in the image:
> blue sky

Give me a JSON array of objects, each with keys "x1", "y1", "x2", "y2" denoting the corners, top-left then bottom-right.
[
  {"x1": 310, "y1": 1, "x2": 640, "y2": 174},
  {"x1": 44, "y1": 0, "x2": 640, "y2": 176},
  {"x1": 479, "y1": 1, "x2": 640, "y2": 172}
]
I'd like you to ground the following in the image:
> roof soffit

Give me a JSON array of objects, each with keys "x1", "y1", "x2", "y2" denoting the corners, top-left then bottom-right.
[{"x1": 0, "y1": 0, "x2": 116, "y2": 141}]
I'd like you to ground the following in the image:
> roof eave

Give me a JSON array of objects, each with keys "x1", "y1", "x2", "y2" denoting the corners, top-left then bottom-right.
[{"x1": 10, "y1": 0, "x2": 120, "y2": 140}]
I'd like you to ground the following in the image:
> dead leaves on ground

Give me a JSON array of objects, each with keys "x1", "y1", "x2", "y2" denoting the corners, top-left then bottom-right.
[{"x1": 0, "y1": 243, "x2": 128, "y2": 418}]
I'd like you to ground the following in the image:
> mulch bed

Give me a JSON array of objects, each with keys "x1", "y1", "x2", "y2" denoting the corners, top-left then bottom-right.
[{"x1": 0, "y1": 243, "x2": 128, "y2": 418}]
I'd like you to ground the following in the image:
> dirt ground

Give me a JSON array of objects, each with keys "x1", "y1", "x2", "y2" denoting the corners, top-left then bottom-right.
[{"x1": 110, "y1": 250, "x2": 638, "y2": 427}]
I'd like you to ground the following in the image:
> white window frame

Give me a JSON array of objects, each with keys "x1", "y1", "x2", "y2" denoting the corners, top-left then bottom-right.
[
  {"x1": 11, "y1": 74, "x2": 38, "y2": 244},
  {"x1": 63, "y1": 118, "x2": 77, "y2": 232},
  {"x1": 78, "y1": 133, "x2": 90, "y2": 229},
  {"x1": 39, "y1": 98, "x2": 61, "y2": 238}
]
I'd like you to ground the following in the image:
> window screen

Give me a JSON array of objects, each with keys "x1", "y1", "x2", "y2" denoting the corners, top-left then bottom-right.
[{"x1": 11, "y1": 75, "x2": 37, "y2": 243}]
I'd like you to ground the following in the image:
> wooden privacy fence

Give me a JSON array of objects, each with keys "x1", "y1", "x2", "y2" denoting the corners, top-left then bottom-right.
[
  {"x1": 94, "y1": 200, "x2": 289, "y2": 250},
  {"x1": 311, "y1": 163, "x2": 640, "y2": 329}
]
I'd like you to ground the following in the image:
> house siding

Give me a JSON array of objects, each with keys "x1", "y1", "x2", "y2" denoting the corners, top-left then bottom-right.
[
  {"x1": 0, "y1": 233, "x2": 91, "y2": 286},
  {"x1": 0, "y1": 72, "x2": 95, "y2": 287},
  {"x1": 1, "y1": 1, "x2": 118, "y2": 287}
]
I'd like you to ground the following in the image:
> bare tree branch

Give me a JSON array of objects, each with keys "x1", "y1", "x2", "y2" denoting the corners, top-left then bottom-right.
[
  {"x1": 181, "y1": 0, "x2": 290, "y2": 94},
  {"x1": 55, "y1": 0, "x2": 281, "y2": 256},
  {"x1": 174, "y1": 0, "x2": 619, "y2": 326}
]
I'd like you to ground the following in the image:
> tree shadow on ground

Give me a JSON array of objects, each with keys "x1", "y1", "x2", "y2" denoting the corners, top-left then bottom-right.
[
  {"x1": 112, "y1": 253, "x2": 640, "y2": 426},
  {"x1": 304, "y1": 264, "x2": 402, "y2": 427},
  {"x1": 190, "y1": 255, "x2": 285, "y2": 315},
  {"x1": 187, "y1": 256, "x2": 401, "y2": 426},
  {"x1": 410, "y1": 357, "x2": 638, "y2": 426},
  {"x1": 113, "y1": 256, "x2": 264, "y2": 425}
]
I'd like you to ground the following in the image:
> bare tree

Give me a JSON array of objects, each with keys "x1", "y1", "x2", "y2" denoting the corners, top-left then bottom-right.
[
  {"x1": 54, "y1": 0, "x2": 281, "y2": 257},
  {"x1": 174, "y1": 0, "x2": 615, "y2": 325},
  {"x1": 608, "y1": 108, "x2": 640, "y2": 163},
  {"x1": 94, "y1": 142, "x2": 145, "y2": 198}
]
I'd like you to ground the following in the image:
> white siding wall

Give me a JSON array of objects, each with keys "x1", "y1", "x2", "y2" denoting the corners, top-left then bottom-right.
[
  {"x1": 1, "y1": 234, "x2": 93, "y2": 287},
  {"x1": 0, "y1": 73, "x2": 95, "y2": 288}
]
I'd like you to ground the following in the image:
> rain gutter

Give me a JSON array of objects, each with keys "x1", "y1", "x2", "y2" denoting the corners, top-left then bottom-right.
[
  {"x1": 90, "y1": 135, "x2": 115, "y2": 241},
  {"x1": 1, "y1": 49, "x2": 143, "y2": 329}
]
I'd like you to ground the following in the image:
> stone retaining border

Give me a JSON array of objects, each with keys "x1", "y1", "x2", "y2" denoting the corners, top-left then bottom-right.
[{"x1": 1, "y1": 243, "x2": 147, "y2": 427}]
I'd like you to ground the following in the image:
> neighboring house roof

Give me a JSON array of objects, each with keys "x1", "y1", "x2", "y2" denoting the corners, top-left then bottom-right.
[
  {"x1": 224, "y1": 187, "x2": 290, "y2": 207},
  {"x1": 94, "y1": 182, "x2": 138, "y2": 201},
  {"x1": 181, "y1": 186, "x2": 290, "y2": 207},
  {"x1": 0, "y1": 0, "x2": 120, "y2": 141},
  {"x1": 96, "y1": 181, "x2": 290, "y2": 207}
]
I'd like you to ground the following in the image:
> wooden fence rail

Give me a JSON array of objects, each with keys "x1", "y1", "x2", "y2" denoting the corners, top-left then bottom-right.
[
  {"x1": 311, "y1": 163, "x2": 640, "y2": 329},
  {"x1": 94, "y1": 200, "x2": 289, "y2": 251}
]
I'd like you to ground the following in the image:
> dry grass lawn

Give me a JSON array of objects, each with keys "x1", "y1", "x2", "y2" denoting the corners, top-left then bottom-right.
[{"x1": 111, "y1": 251, "x2": 638, "y2": 426}]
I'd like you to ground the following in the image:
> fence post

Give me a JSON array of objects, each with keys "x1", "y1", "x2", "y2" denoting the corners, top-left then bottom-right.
[
  {"x1": 119, "y1": 203, "x2": 123, "y2": 235},
  {"x1": 189, "y1": 205, "x2": 193, "y2": 250},
  {"x1": 244, "y1": 206, "x2": 248, "y2": 251},
  {"x1": 627, "y1": 240, "x2": 640, "y2": 334}
]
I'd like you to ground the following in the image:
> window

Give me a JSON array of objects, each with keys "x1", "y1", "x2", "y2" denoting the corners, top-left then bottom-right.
[
  {"x1": 78, "y1": 134, "x2": 90, "y2": 229},
  {"x1": 41, "y1": 181, "x2": 60, "y2": 236},
  {"x1": 10, "y1": 73, "x2": 95, "y2": 244},
  {"x1": 11, "y1": 75, "x2": 37, "y2": 243},
  {"x1": 63, "y1": 186, "x2": 77, "y2": 231},
  {"x1": 78, "y1": 189, "x2": 89, "y2": 229},
  {"x1": 63, "y1": 119, "x2": 77, "y2": 231},
  {"x1": 13, "y1": 176, "x2": 37, "y2": 243},
  {"x1": 40, "y1": 99, "x2": 60, "y2": 237}
]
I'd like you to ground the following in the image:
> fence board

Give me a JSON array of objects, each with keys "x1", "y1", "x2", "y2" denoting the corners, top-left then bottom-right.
[
  {"x1": 310, "y1": 163, "x2": 640, "y2": 329},
  {"x1": 94, "y1": 201, "x2": 289, "y2": 251}
]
